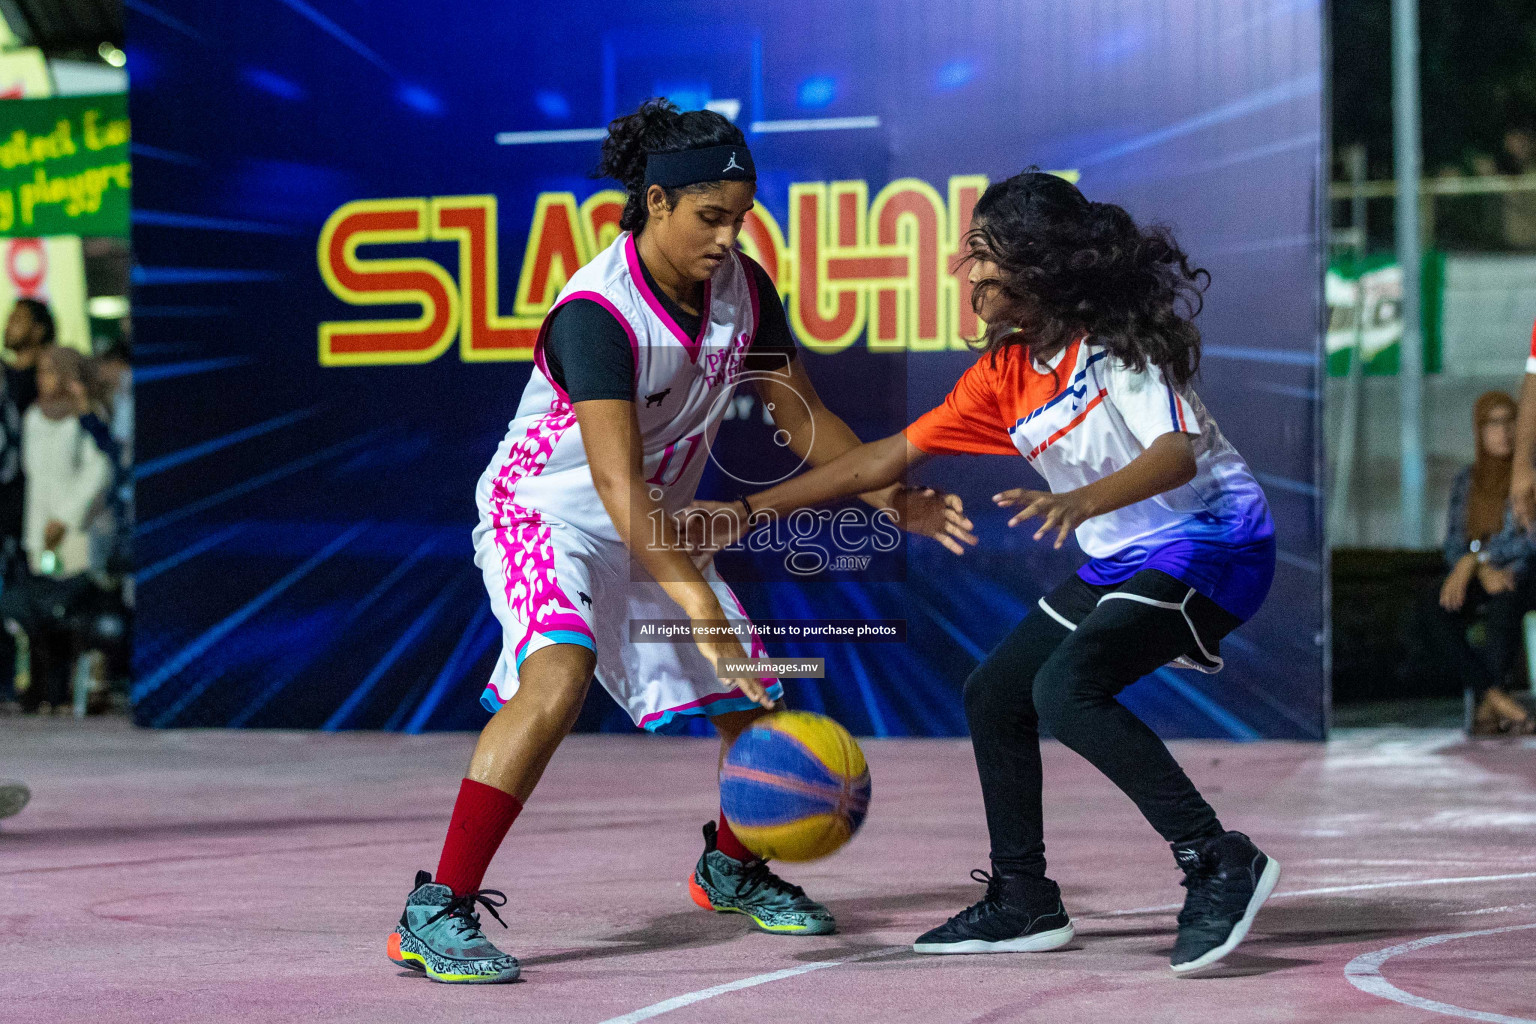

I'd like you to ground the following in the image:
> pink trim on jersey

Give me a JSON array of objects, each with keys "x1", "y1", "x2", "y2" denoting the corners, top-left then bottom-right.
[
  {"x1": 624, "y1": 232, "x2": 712, "y2": 362},
  {"x1": 491, "y1": 288, "x2": 634, "y2": 523},
  {"x1": 550, "y1": 289, "x2": 641, "y2": 390},
  {"x1": 1026, "y1": 389, "x2": 1109, "y2": 461},
  {"x1": 530, "y1": 331, "x2": 569, "y2": 408}
]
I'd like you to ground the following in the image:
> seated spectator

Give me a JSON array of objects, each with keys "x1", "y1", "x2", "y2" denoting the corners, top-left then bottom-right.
[
  {"x1": 0, "y1": 346, "x2": 114, "y2": 712},
  {"x1": 1428, "y1": 391, "x2": 1536, "y2": 734}
]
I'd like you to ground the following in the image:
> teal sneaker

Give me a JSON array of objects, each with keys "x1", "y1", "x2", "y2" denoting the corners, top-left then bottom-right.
[
  {"x1": 688, "y1": 822, "x2": 836, "y2": 935},
  {"x1": 387, "y1": 871, "x2": 520, "y2": 983}
]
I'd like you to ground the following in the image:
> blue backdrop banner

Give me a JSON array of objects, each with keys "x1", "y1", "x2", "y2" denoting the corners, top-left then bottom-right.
[{"x1": 128, "y1": 0, "x2": 1325, "y2": 737}]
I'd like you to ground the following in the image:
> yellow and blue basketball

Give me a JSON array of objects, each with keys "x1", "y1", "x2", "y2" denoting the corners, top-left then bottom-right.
[{"x1": 720, "y1": 711, "x2": 871, "y2": 862}]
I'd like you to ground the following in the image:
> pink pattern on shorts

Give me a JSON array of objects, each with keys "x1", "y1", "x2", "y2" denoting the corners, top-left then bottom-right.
[
  {"x1": 493, "y1": 520, "x2": 592, "y2": 666},
  {"x1": 485, "y1": 393, "x2": 593, "y2": 689}
]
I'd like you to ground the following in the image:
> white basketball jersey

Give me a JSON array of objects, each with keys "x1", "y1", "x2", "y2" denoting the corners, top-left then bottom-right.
[{"x1": 475, "y1": 232, "x2": 761, "y2": 542}]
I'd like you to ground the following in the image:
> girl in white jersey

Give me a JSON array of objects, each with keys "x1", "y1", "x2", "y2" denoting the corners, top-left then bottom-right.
[
  {"x1": 386, "y1": 100, "x2": 958, "y2": 984},
  {"x1": 698, "y1": 171, "x2": 1281, "y2": 975}
]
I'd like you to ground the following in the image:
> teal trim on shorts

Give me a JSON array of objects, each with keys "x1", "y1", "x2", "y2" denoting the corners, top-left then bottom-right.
[
  {"x1": 513, "y1": 630, "x2": 595, "y2": 671},
  {"x1": 642, "y1": 683, "x2": 786, "y2": 735},
  {"x1": 481, "y1": 631, "x2": 598, "y2": 714}
]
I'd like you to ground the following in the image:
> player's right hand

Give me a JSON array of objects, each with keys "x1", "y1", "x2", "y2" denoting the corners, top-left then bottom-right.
[
  {"x1": 894, "y1": 486, "x2": 976, "y2": 556},
  {"x1": 690, "y1": 611, "x2": 774, "y2": 708}
]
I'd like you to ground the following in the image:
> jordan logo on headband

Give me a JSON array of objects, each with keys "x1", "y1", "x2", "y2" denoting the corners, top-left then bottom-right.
[{"x1": 723, "y1": 151, "x2": 744, "y2": 173}]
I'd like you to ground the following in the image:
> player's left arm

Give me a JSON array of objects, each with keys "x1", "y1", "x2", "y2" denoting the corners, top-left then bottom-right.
[{"x1": 996, "y1": 431, "x2": 1197, "y2": 549}]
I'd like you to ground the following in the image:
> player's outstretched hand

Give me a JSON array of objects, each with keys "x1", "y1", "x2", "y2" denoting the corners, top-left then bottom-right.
[
  {"x1": 994, "y1": 487, "x2": 1098, "y2": 550},
  {"x1": 894, "y1": 486, "x2": 976, "y2": 556}
]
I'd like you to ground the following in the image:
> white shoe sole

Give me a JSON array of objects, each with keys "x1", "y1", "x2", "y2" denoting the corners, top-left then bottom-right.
[
  {"x1": 912, "y1": 921, "x2": 1075, "y2": 955},
  {"x1": 1170, "y1": 856, "x2": 1282, "y2": 975}
]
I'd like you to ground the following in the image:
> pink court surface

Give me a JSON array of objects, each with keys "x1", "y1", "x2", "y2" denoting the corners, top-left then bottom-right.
[{"x1": 4, "y1": 719, "x2": 1535, "y2": 1024}]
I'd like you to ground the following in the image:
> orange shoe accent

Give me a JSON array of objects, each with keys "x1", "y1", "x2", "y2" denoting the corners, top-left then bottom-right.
[
  {"x1": 688, "y1": 872, "x2": 714, "y2": 911},
  {"x1": 387, "y1": 932, "x2": 404, "y2": 962}
]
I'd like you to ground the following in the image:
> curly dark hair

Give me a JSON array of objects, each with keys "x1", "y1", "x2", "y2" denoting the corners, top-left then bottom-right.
[
  {"x1": 963, "y1": 169, "x2": 1210, "y2": 389},
  {"x1": 593, "y1": 98, "x2": 748, "y2": 233}
]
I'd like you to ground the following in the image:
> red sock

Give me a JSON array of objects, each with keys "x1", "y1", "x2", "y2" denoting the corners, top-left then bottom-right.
[
  {"x1": 715, "y1": 810, "x2": 756, "y2": 862},
  {"x1": 435, "y1": 779, "x2": 522, "y2": 895}
]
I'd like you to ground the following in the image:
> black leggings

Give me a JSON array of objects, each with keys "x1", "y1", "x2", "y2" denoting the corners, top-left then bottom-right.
[
  {"x1": 1420, "y1": 574, "x2": 1536, "y2": 699},
  {"x1": 965, "y1": 569, "x2": 1243, "y2": 879}
]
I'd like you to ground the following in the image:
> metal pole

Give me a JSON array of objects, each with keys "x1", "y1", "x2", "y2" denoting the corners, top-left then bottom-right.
[
  {"x1": 1350, "y1": 144, "x2": 1368, "y2": 248},
  {"x1": 1393, "y1": 0, "x2": 1426, "y2": 548},
  {"x1": 1329, "y1": 145, "x2": 1370, "y2": 544}
]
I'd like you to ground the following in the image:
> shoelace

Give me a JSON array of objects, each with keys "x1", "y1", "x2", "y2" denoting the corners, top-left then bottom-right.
[
  {"x1": 957, "y1": 868, "x2": 1006, "y2": 921},
  {"x1": 1176, "y1": 860, "x2": 1226, "y2": 926},
  {"x1": 426, "y1": 888, "x2": 510, "y2": 936},
  {"x1": 738, "y1": 859, "x2": 807, "y2": 901}
]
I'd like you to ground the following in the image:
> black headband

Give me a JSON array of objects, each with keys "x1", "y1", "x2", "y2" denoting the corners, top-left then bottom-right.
[{"x1": 643, "y1": 144, "x2": 756, "y2": 189}]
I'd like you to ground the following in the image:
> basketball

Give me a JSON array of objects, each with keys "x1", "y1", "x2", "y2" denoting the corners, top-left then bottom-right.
[{"x1": 719, "y1": 711, "x2": 872, "y2": 862}]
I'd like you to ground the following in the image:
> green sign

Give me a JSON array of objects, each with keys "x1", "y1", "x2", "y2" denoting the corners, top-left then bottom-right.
[
  {"x1": 1325, "y1": 250, "x2": 1443, "y2": 376},
  {"x1": 0, "y1": 93, "x2": 130, "y2": 237}
]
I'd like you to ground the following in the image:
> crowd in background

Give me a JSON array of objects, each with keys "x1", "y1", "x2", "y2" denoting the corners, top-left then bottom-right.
[
  {"x1": 1428, "y1": 127, "x2": 1536, "y2": 251},
  {"x1": 0, "y1": 298, "x2": 133, "y2": 716}
]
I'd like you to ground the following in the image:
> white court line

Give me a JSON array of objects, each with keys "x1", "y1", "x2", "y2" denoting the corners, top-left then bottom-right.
[
  {"x1": 1449, "y1": 903, "x2": 1536, "y2": 916},
  {"x1": 597, "y1": 946, "x2": 905, "y2": 1024},
  {"x1": 596, "y1": 870, "x2": 1536, "y2": 1023},
  {"x1": 1344, "y1": 923, "x2": 1536, "y2": 1023},
  {"x1": 1095, "y1": 870, "x2": 1536, "y2": 917}
]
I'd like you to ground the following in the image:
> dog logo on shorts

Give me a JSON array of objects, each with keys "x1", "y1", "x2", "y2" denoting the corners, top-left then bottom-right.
[
  {"x1": 645, "y1": 388, "x2": 671, "y2": 408},
  {"x1": 723, "y1": 151, "x2": 744, "y2": 174},
  {"x1": 578, "y1": 591, "x2": 592, "y2": 607}
]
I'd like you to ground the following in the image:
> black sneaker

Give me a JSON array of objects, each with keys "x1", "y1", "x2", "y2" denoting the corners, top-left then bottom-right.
[
  {"x1": 912, "y1": 869, "x2": 1075, "y2": 954},
  {"x1": 1169, "y1": 831, "x2": 1281, "y2": 974}
]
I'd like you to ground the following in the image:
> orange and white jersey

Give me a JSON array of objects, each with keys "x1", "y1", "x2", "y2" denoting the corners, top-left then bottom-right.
[{"x1": 905, "y1": 338, "x2": 1271, "y2": 561}]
